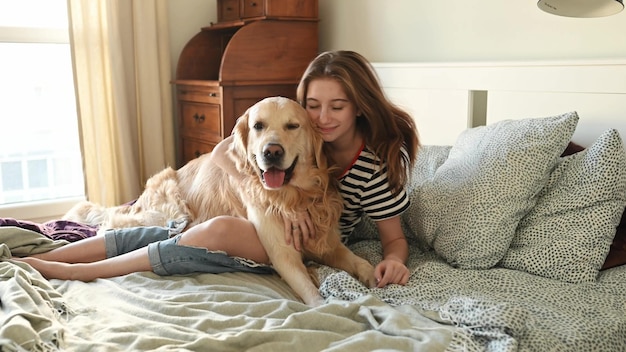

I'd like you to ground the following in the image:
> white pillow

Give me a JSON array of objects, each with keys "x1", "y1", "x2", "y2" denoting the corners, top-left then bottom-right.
[
  {"x1": 499, "y1": 129, "x2": 626, "y2": 283},
  {"x1": 414, "y1": 112, "x2": 579, "y2": 269}
]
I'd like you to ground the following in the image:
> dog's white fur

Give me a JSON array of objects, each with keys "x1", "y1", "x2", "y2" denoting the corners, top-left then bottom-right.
[{"x1": 63, "y1": 96, "x2": 376, "y2": 306}]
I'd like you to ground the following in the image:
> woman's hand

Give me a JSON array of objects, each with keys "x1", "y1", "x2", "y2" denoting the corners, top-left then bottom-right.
[
  {"x1": 374, "y1": 216, "x2": 410, "y2": 288},
  {"x1": 374, "y1": 259, "x2": 410, "y2": 288},
  {"x1": 283, "y1": 210, "x2": 315, "y2": 251}
]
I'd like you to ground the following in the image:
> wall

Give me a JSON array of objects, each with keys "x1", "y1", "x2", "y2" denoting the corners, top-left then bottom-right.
[
  {"x1": 317, "y1": 0, "x2": 626, "y2": 62},
  {"x1": 168, "y1": 1, "x2": 626, "y2": 76},
  {"x1": 167, "y1": 0, "x2": 215, "y2": 78},
  {"x1": 169, "y1": 0, "x2": 626, "y2": 72}
]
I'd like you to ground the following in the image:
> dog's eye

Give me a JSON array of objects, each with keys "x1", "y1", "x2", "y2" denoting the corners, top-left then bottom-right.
[
  {"x1": 286, "y1": 123, "x2": 300, "y2": 130},
  {"x1": 253, "y1": 122, "x2": 264, "y2": 130}
]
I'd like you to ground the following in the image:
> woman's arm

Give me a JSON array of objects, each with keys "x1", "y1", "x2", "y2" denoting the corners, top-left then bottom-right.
[
  {"x1": 374, "y1": 216, "x2": 410, "y2": 287},
  {"x1": 210, "y1": 136, "x2": 244, "y2": 182}
]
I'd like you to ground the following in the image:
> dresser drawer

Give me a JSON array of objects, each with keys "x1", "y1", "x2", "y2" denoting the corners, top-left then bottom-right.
[
  {"x1": 241, "y1": 0, "x2": 264, "y2": 18},
  {"x1": 181, "y1": 138, "x2": 215, "y2": 162},
  {"x1": 217, "y1": 0, "x2": 318, "y2": 21},
  {"x1": 218, "y1": 0, "x2": 240, "y2": 22},
  {"x1": 180, "y1": 102, "x2": 221, "y2": 137},
  {"x1": 177, "y1": 86, "x2": 221, "y2": 104}
]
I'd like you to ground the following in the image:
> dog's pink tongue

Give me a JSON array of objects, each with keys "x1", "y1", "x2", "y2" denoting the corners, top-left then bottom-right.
[{"x1": 264, "y1": 168, "x2": 285, "y2": 188}]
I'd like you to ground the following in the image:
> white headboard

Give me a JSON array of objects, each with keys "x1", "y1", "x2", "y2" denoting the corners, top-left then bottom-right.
[{"x1": 373, "y1": 60, "x2": 626, "y2": 147}]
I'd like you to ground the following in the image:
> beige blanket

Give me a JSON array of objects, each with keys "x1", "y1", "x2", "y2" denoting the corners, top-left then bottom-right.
[{"x1": 0, "y1": 227, "x2": 470, "y2": 351}]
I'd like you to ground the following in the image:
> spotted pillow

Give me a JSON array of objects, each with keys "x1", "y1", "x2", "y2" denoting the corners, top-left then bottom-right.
[
  {"x1": 499, "y1": 129, "x2": 626, "y2": 283},
  {"x1": 414, "y1": 112, "x2": 579, "y2": 269}
]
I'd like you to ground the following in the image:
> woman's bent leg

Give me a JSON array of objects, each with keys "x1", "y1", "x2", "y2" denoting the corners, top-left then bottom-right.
[
  {"x1": 17, "y1": 216, "x2": 271, "y2": 280},
  {"x1": 177, "y1": 216, "x2": 269, "y2": 264}
]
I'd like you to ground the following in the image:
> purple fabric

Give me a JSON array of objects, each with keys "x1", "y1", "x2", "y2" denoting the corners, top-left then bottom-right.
[{"x1": 0, "y1": 218, "x2": 98, "y2": 242}]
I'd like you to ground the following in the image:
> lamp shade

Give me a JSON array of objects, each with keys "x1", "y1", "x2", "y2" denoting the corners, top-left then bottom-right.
[{"x1": 538, "y1": 0, "x2": 624, "y2": 17}]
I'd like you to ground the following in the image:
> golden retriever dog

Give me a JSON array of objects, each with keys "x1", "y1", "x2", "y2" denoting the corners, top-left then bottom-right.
[{"x1": 63, "y1": 96, "x2": 376, "y2": 306}]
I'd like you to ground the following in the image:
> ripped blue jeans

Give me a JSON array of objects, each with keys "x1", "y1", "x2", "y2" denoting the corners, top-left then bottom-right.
[{"x1": 103, "y1": 221, "x2": 274, "y2": 276}]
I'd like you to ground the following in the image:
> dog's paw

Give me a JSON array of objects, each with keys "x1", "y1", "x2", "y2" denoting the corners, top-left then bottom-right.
[{"x1": 355, "y1": 262, "x2": 377, "y2": 288}]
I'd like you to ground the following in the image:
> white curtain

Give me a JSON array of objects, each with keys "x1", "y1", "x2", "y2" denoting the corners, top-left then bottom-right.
[{"x1": 67, "y1": 0, "x2": 175, "y2": 206}]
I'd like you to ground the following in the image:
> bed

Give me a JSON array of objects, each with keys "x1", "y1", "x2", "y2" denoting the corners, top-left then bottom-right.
[{"x1": 1, "y1": 60, "x2": 626, "y2": 352}]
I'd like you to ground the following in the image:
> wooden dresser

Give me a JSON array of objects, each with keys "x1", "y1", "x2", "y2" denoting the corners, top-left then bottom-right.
[{"x1": 172, "y1": 0, "x2": 319, "y2": 167}]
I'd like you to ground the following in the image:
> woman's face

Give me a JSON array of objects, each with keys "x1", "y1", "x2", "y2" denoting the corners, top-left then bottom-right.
[{"x1": 304, "y1": 78, "x2": 359, "y2": 144}]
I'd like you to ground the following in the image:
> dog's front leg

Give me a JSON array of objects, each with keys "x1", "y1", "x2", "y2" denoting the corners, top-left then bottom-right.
[
  {"x1": 317, "y1": 244, "x2": 377, "y2": 289},
  {"x1": 270, "y1": 247, "x2": 325, "y2": 307},
  {"x1": 304, "y1": 231, "x2": 376, "y2": 288},
  {"x1": 247, "y1": 210, "x2": 325, "y2": 307}
]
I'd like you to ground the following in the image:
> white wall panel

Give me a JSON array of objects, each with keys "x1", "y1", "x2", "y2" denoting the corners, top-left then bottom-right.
[{"x1": 374, "y1": 61, "x2": 626, "y2": 147}]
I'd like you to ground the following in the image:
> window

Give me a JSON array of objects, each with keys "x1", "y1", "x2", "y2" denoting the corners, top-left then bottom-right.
[{"x1": 0, "y1": 0, "x2": 85, "y2": 219}]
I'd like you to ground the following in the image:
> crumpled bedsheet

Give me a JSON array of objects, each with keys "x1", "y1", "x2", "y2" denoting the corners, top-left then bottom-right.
[
  {"x1": 5, "y1": 222, "x2": 622, "y2": 351},
  {"x1": 318, "y1": 240, "x2": 626, "y2": 352},
  {"x1": 0, "y1": 228, "x2": 475, "y2": 352}
]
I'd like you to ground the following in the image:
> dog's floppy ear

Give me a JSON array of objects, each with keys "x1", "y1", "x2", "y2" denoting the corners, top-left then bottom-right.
[
  {"x1": 308, "y1": 120, "x2": 341, "y2": 178},
  {"x1": 304, "y1": 117, "x2": 329, "y2": 170},
  {"x1": 229, "y1": 108, "x2": 251, "y2": 172},
  {"x1": 311, "y1": 129, "x2": 327, "y2": 169}
]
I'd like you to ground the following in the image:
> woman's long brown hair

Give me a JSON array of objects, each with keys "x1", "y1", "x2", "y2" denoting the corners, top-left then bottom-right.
[{"x1": 297, "y1": 50, "x2": 420, "y2": 195}]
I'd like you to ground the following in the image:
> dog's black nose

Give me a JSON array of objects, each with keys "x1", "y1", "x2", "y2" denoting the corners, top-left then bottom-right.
[{"x1": 263, "y1": 143, "x2": 284, "y2": 162}]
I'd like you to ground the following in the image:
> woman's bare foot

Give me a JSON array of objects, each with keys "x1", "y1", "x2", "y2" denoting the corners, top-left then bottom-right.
[{"x1": 12, "y1": 257, "x2": 87, "y2": 281}]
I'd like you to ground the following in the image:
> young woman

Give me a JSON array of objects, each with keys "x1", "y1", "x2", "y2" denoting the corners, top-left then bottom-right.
[{"x1": 15, "y1": 50, "x2": 419, "y2": 289}]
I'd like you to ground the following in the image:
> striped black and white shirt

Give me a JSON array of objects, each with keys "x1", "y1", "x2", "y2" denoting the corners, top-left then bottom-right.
[{"x1": 337, "y1": 144, "x2": 410, "y2": 242}]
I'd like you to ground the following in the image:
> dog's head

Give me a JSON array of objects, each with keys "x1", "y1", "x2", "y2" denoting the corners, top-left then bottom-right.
[
  {"x1": 230, "y1": 97, "x2": 327, "y2": 190},
  {"x1": 229, "y1": 97, "x2": 344, "y2": 249}
]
